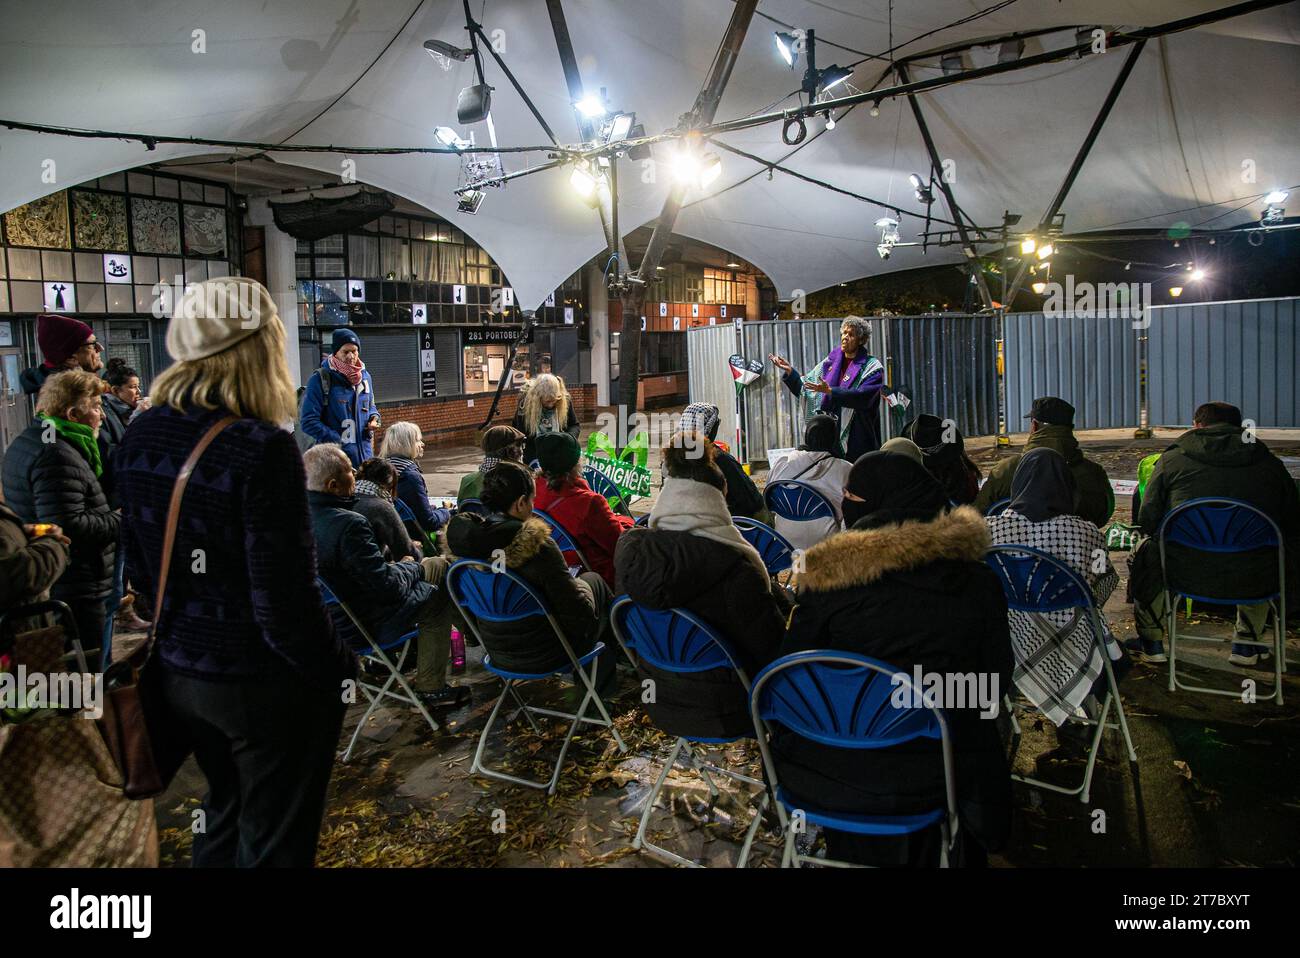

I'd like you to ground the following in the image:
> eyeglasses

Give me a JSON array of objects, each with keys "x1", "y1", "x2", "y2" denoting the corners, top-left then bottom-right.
[{"x1": 83, "y1": 341, "x2": 103, "y2": 352}]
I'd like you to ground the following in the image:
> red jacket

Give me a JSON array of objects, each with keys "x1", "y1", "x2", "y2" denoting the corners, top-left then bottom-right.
[{"x1": 533, "y1": 476, "x2": 634, "y2": 587}]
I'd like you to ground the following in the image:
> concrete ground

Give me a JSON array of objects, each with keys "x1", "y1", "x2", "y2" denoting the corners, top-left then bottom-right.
[{"x1": 150, "y1": 420, "x2": 1300, "y2": 867}]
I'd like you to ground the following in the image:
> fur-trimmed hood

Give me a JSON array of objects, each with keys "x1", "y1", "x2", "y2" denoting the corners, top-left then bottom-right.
[
  {"x1": 798, "y1": 505, "x2": 990, "y2": 593},
  {"x1": 444, "y1": 512, "x2": 553, "y2": 568}
]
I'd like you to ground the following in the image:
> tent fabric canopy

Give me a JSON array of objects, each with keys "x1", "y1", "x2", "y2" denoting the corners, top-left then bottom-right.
[{"x1": 1, "y1": 0, "x2": 1297, "y2": 308}]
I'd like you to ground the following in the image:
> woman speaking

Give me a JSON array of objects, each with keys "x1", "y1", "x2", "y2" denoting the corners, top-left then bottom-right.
[{"x1": 769, "y1": 316, "x2": 884, "y2": 461}]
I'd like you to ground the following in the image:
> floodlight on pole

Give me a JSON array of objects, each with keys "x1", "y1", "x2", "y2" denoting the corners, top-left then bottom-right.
[
  {"x1": 1265, "y1": 190, "x2": 1289, "y2": 205},
  {"x1": 1169, "y1": 286, "x2": 1183, "y2": 297},
  {"x1": 1031, "y1": 281, "x2": 1047, "y2": 294},
  {"x1": 575, "y1": 94, "x2": 607, "y2": 118},
  {"x1": 774, "y1": 32, "x2": 799, "y2": 67},
  {"x1": 569, "y1": 163, "x2": 598, "y2": 198},
  {"x1": 424, "y1": 39, "x2": 473, "y2": 61},
  {"x1": 1190, "y1": 269, "x2": 1206, "y2": 281},
  {"x1": 1036, "y1": 243, "x2": 1054, "y2": 260},
  {"x1": 605, "y1": 112, "x2": 635, "y2": 143},
  {"x1": 1020, "y1": 237, "x2": 1037, "y2": 254},
  {"x1": 817, "y1": 65, "x2": 853, "y2": 94}
]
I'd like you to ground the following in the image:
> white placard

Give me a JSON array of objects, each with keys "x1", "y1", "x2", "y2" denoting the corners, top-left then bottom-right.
[
  {"x1": 452, "y1": 284, "x2": 467, "y2": 305},
  {"x1": 420, "y1": 348, "x2": 436, "y2": 372},
  {"x1": 733, "y1": 318, "x2": 742, "y2": 332},
  {"x1": 658, "y1": 302, "x2": 668, "y2": 317},
  {"x1": 500, "y1": 287, "x2": 515, "y2": 306},
  {"x1": 672, "y1": 317, "x2": 681, "y2": 331},
  {"x1": 0, "y1": 322, "x2": 13, "y2": 346},
  {"x1": 720, "y1": 304, "x2": 727, "y2": 317},
  {"x1": 103, "y1": 254, "x2": 131, "y2": 284},
  {"x1": 412, "y1": 303, "x2": 428, "y2": 324},
  {"x1": 640, "y1": 315, "x2": 647, "y2": 331},
  {"x1": 346, "y1": 279, "x2": 365, "y2": 302},
  {"x1": 1110, "y1": 478, "x2": 1139, "y2": 496},
  {"x1": 43, "y1": 282, "x2": 75, "y2": 312},
  {"x1": 691, "y1": 303, "x2": 699, "y2": 317},
  {"x1": 546, "y1": 292, "x2": 556, "y2": 307},
  {"x1": 709, "y1": 317, "x2": 716, "y2": 325},
  {"x1": 564, "y1": 306, "x2": 575, "y2": 325}
]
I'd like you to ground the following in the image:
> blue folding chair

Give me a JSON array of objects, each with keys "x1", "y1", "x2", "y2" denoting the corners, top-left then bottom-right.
[
  {"x1": 733, "y1": 516, "x2": 797, "y2": 576},
  {"x1": 985, "y1": 498, "x2": 1012, "y2": 517},
  {"x1": 1157, "y1": 498, "x2": 1286, "y2": 704},
  {"x1": 764, "y1": 479, "x2": 837, "y2": 525},
  {"x1": 610, "y1": 598, "x2": 768, "y2": 868},
  {"x1": 583, "y1": 465, "x2": 633, "y2": 517},
  {"x1": 317, "y1": 577, "x2": 439, "y2": 762},
  {"x1": 457, "y1": 497, "x2": 489, "y2": 517},
  {"x1": 634, "y1": 513, "x2": 651, "y2": 527},
  {"x1": 532, "y1": 507, "x2": 593, "y2": 574},
  {"x1": 446, "y1": 560, "x2": 626, "y2": 794},
  {"x1": 986, "y1": 545, "x2": 1137, "y2": 803},
  {"x1": 750, "y1": 650, "x2": 959, "y2": 868}
]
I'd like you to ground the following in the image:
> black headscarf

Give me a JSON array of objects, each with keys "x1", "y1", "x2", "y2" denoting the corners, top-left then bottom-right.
[
  {"x1": 902, "y1": 412, "x2": 981, "y2": 504},
  {"x1": 1007, "y1": 447, "x2": 1076, "y2": 522},
  {"x1": 800, "y1": 413, "x2": 844, "y2": 458},
  {"x1": 841, "y1": 451, "x2": 950, "y2": 530}
]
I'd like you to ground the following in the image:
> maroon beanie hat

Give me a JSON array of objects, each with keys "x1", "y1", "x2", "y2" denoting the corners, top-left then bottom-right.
[{"x1": 37, "y1": 313, "x2": 94, "y2": 367}]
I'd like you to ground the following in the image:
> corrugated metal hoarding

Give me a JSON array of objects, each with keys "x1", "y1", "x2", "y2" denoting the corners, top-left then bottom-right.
[
  {"x1": 886, "y1": 313, "x2": 998, "y2": 439},
  {"x1": 1147, "y1": 297, "x2": 1299, "y2": 428},
  {"x1": 1004, "y1": 310, "x2": 1139, "y2": 430}
]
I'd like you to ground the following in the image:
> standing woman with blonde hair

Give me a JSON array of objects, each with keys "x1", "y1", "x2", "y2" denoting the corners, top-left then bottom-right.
[
  {"x1": 114, "y1": 277, "x2": 355, "y2": 868},
  {"x1": 511, "y1": 372, "x2": 580, "y2": 466}
]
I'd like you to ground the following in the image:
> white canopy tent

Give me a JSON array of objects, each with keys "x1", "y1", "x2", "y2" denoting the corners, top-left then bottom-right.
[{"x1": 1, "y1": 0, "x2": 1297, "y2": 308}]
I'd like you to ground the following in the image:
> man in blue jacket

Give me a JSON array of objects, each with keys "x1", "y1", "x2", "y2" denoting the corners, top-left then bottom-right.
[
  {"x1": 300, "y1": 327, "x2": 382, "y2": 466},
  {"x1": 305, "y1": 444, "x2": 469, "y2": 710}
]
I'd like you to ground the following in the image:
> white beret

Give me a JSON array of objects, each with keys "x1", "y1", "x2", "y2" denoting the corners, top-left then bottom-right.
[{"x1": 166, "y1": 276, "x2": 277, "y2": 361}]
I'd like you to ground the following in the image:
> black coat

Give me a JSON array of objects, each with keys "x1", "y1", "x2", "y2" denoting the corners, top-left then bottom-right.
[
  {"x1": 714, "y1": 450, "x2": 767, "y2": 520},
  {"x1": 445, "y1": 511, "x2": 598, "y2": 673},
  {"x1": 309, "y1": 490, "x2": 432, "y2": 647},
  {"x1": 1, "y1": 420, "x2": 117, "y2": 601},
  {"x1": 614, "y1": 525, "x2": 787, "y2": 739},
  {"x1": 115, "y1": 406, "x2": 354, "y2": 692},
  {"x1": 775, "y1": 506, "x2": 1013, "y2": 850},
  {"x1": 20, "y1": 363, "x2": 119, "y2": 502}
]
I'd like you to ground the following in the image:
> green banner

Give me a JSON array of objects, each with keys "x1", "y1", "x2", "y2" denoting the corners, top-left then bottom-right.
[{"x1": 586, "y1": 455, "x2": 654, "y2": 498}]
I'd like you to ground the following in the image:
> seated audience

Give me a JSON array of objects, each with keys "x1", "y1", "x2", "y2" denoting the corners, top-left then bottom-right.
[
  {"x1": 306, "y1": 444, "x2": 468, "y2": 710},
  {"x1": 986, "y1": 448, "x2": 1125, "y2": 725},
  {"x1": 533, "y1": 431, "x2": 633, "y2": 587},
  {"x1": 380, "y1": 421, "x2": 451, "y2": 542},
  {"x1": 974, "y1": 397, "x2": 1113, "y2": 526},
  {"x1": 880, "y1": 436, "x2": 925, "y2": 464},
  {"x1": 445, "y1": 461, "x2": 617, "y2": 691},
  {"x1": 458, "y1": 424, "x2": 526, "y2": 502},
  {"x1": 767, "y1": 414, "x2": 851, "y2": 552},
  {"x1": 1129, "y1": 401, "x2": 1299, "y2": 665},
  {"x1": 511, "y1": 373, "x2": 580, "y2": 466},
  {"x1": 678, "y1": 401, "x2": 772, "y2": 524},
  {"x1": 777, "y1": 452, "x2": 1012, "y2": 867},
  {"x1": 2, "y1": 369, "x2": 119, "y2": 653},
  {"x1": 354, "y1": 457, "x2": 423, "y2": 561},
  {"x1": 903, "y1": 413, "x2": 983, "y2": 505},
  {"x1": 615, "y1": 433, "x2": 790, "y2": 739}
]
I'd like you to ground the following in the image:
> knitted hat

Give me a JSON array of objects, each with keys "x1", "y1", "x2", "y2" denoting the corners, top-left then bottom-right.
[
  {"x1": 36, "y1": 313, "x2": 93, "y2": 367},
  {"x1": 536, "y1": 431, "x2": 581, "y2": 475},
  {"x1": 679, "y1": 401, "x2": 721, "y2": 441},
  {"x1": 482, "y1": 424, "x2": 526, "y2": 456},
  {"x1": 332, "y1": 327, "x2": 361, "y2": 353},
  {"x1": 166, "y1": 277, "x2": 273, "y2": 361}
]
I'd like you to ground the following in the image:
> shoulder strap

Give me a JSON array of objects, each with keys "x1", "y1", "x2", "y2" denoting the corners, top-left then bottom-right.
[{"x1": 149, "y1": 415, "x2": 239, "y2": 642}]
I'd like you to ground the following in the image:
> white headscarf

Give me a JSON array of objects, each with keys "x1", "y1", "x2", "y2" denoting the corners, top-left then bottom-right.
[{"x1": 648, "y1": 476, "x2": 768, "y2": 579}]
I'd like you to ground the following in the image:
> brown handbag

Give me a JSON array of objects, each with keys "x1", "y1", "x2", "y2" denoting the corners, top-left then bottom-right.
[{"x1": 98, "y1": 415, "x2": 238, "y2": 800}]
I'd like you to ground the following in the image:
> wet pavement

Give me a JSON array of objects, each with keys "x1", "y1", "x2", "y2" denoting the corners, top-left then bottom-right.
[{"x1": 149, "y1": 423, "x2": 1300, "y2": 867}]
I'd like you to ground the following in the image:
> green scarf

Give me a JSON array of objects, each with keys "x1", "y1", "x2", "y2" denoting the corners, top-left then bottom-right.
[{"x1": 37, "y1": 412, "x2": 102, "y2": 477}]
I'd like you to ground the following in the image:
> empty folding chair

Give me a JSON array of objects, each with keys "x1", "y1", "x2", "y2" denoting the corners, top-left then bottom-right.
[
  {"x1": 985, "y1": 545, "x2": 1137, "y2": 803},
  {"x1": 732, "y1": 516, "x2": 796, "y2": 576},
  {"x1": 750, "y1": 650, "x2": 959, "y2": 868},
  {"x1": 985, "y1": 498, "x2": 1012, "y2": 517},
  {"x1": 532, "y1": 507, "x2": 593, "y2": 574},
  {"x1": 1157, "y1": 497, "x2": 1286, "y2": 704},
  {"x1": 610, "y1": 597, "x2": 768, "y2": 868},
  {"x1": 446, "y1": 559, "x2": 627, "y2": 794},
  {"x1": 317, "y1": 578, "x2": 439, "y2": 762}
]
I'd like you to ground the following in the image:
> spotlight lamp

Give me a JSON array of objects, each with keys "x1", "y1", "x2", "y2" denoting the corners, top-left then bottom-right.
[
  {"x1": 1190, "y1": 269, "x2": 1206, "y2": 281},
  {"x1": 1168, "y1": 286, "x2": 1183, "y2": 298},
  {"x1": 569, "y1": 163, "x2": 598, "y2": 199},
  {"x1": 909, "y1": 173, "x2": 934, "y2": 205},
  {"x1": 774, "y1": 31, "x2": 799, "y2": 68},
  {"x1": 423, "y1": 39, "x2": 473, "y2": 61},
  {"x1": 817, "y1": 65, "x2": 853, "y2": 94},
  {"x1": 457, "y1": 83, "x2": 493, "y2": 124},
  {"x1": 1035, "y1": 243, "x2": 1054, "y2": 260},
  {"x1": 1265, "y1": 190, "x2": 1289, "y2": 205},
  {"x1": 1020, "y1": 237, "x2": 1037, "y2": 255},
  {"x1": 456, "y1": 189, "x2": 485, "y2": 214},
  {"x1": 574, "y1": 94, "x2": 607, "y2": 119},
  {"x1": 1031, "y1": 281, "x2": 1047, "y2": 294},
  {"x1": 604, "y1": 112, "x2": 635, "y2": 143},
  {"x1": 434, "y1": 126, "x2": 470, "y2": 150}
]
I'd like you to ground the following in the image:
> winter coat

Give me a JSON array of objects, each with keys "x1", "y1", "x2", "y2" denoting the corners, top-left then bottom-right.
[
  {"x1": 388, "y1": 456, "x2": 450, "y2": 535},
  {"x1": 534, "y1": 475, "x2": 634, "y2": 587},
  {"x1": 115, "y1": 406, "x2": 354, "y2": 692},
  {"x1": 100, "y1": 392, "x2": 133, "y2": 449},
  {"x1": 309, "y1": 490, "x2": 432, "y2": 648},
  {"x1": 298, "y1": 360, "x2": 381, "y2": 466},
  {"x1": 1130, "y1": 423, "x2": 1300, "y2": 606},
  {"x1": 714, "y1": 448, "x2": 770, "y2": 522},
  {"x1": 2, "y1": 420, "x2": 117, "y2": 602},
  {"x1": 352, "y1": 481, "x2": 418, "y2": 562},
  {"x1": 457, "y1": 469, "x2": 485, "y2": 502},
  {"x1": 20, "y1": 363, "x2": 119, "y2": 503},
  {"x1": 767, "y1": 450, "x2": 851, "y2": 552},
  {"x1": 974, "y1": 424, "x2": 1113, "y2": 527},
  {"x1": 511, "y1": 401, "x2": 580, "y2": 466},
  {"x1": 614, "y1": 524, "x2": 788, "y2": 739},
  {"x1": 0, "y1": 502, "x2": 70, "y2": 611},
  {"x1": 775, "y1": 506, "x2": 1013, "y2": 850},
  {"x1": 444, "y1": 512, "x2": 599, "y2": 673}
]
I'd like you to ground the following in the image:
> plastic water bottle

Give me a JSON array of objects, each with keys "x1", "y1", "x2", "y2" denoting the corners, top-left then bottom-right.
[{"x1": 450, "y1": 626, "x2": 466, "y2": 675}]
